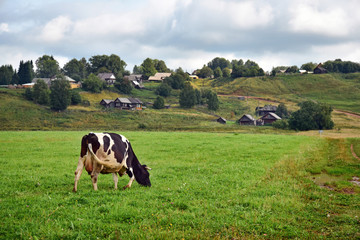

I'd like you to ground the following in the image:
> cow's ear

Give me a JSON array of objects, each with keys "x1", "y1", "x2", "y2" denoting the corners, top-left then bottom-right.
[{"x1": 143, "y1": 165, "x2": 152, "y2": 170}]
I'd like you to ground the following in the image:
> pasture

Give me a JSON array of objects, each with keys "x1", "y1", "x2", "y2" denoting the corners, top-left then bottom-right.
[{"x1": 0, "y1": 131, "x2": 359, "y2": 239}]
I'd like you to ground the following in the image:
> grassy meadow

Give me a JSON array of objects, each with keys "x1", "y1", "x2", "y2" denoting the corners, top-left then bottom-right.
[{"x1": 1, "y1": 131, "x2": 360, "y2": 239}]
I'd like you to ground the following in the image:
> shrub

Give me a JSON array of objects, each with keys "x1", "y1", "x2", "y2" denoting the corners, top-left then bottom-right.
[
  {"x1": 272, "y1": 119, "x2": 289, "y2": 129},
  {"x1": 153, "y1": 96, "x2": 165, "y2": 109}
]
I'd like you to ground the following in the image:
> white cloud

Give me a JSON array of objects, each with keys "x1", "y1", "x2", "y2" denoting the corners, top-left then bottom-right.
[
  {"x1": 0, "y1": 23, "x2": 9, "y2": 33},
  {"x1": 288, "y1": 2, "x2": 351, "y2": 37},
  {"x1": 311, "y1": 42, "x2": 360, "y2": 63},
  {"x1": 39, "y1": 16, "x2": 73, "y2": 42}
]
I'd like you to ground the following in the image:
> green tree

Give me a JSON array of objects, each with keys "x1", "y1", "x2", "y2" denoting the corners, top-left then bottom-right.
[
  {"x1": 50, "y1": 78, "x2": 71, "y2": 111},
  {"x1": 285, "y1": 65, "x2": 299, "y2": 73},
  {"x1": 153, "y1": 96, "x2": 165, "y2": 109},
  {"x1": 222, "y1": 67, "x2": 231, "y2": 78},
  {"x1": 114, "y1": 77, "x2": 132, "y2": 94},
  {"x1": 12, "y1": 71, "x2": 20, "y2": 85},
  {"x1": 214, "y1": 67, "x2": 223, "y2": 78},
  {"x1": 88, "y1": 54, "x2": 126, "y2": 75},
  {"x1": 32, "y1": 79, "x2": 50, "y2": 105},
  {"x1": 207, "y1": 57, "x2": 231, "y2": 70},
  {"x1": 154, "y1": 60, "x2": 170, "y2": 72},
  {"x1": 207, "y1": 91, "x2": 219, "y2": 111},
  {"x1": 63, "y1": 58, "x2": 88, "y2": 81},
  {"x1": 70, "y1": 90, "x2": 82, "y2": 105},
  {"x1": 179, "y1": 82, "x2": 196, "y2": 108},
  {"x1": 82, "y1": 73, "x2": 104, "y2": 93},
  {"x1": 288, "y1": 101, "x2": 334, "y2": 131},
  {"x1": 18, "y1": 60, "x2": 34, "y2": 84},
  {"x1": 24, "y1": 88, "x2": 33, "y2": 101},
  {"x1": 141, "y1": 58, "x2": 157, "y2": 80},
  {"x1": 199, "y1": 65, "x2": 214, "y2": 78},
  {"x1": 0, "y1": 65, "x2": 14, "y2": 85},
  {"x1": 156, "y1": 82, "x2": 172, "y2": 97},
  {"x1": 275, "y1": 103, "x2": 289, "y2": 119},
  {"x1": 300, "y1": 62, "x2": 317, "y2": 72},
  {"x1": 35, "y1": 55, "x2": 60, "y2": 78}
]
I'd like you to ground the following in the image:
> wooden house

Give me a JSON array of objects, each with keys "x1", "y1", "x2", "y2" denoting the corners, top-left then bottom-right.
[
  {"x1": 113, "y1": 97, "x2": 143, "y2": 110},
  {"x1": 256, "y1": 105, "x2": 277, "y2": 116},
  {"x1": 100, "y1": 99, "x2": 114, "y2": 108},
  {"x1": 128, "y1": 98, "x2": 143, "y2": 110},
  {"x1": 237, "y1": 114, "x2": 256, "y2": 125},
  {"x1": 97, "y1": 73, "x2": 116, "y2": 85},
  {"x1": 125, "y1": 74, "x2": 144, "y2": 89},
  {"x1": 260, "y1": 112, "x2": 281, "y2": 124},
  {"x1": 313, "y1": 64, "x2": 327, "y2": 74},
  {"x1": 217, "y1": 117, "x2": 226, "y2": 124}
]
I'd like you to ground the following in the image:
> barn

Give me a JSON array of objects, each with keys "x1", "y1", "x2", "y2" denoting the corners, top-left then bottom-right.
[{"x1": 237, "y1": 114, "x2": 256, "y2": 125}]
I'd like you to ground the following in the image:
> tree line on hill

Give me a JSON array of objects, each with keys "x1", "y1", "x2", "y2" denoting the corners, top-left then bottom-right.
[{"x1": 1, "y1": 54, "x2": 360, "y2": 87}]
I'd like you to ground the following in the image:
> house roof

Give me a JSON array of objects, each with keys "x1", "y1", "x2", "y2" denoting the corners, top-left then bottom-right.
[
  {"x1": 240, "y1": 114, "x2": 255, "y2": 121},
  {"x1": 128, "y1": 98, "x2": 143, "y2": 104},
  {"x1": 115, "y1": 98, "x2": 131, "y2": 104},
  {"x1": 261, "y1": 112, "x2": 281, "y2": 120},
  {"x1": 97, "y1": 73, "x2": 115, "y2": 80},
  {"x1": 100, "y1": 99, "x2": 114, "y2": 104},
  {"x1": 148, "y1": 72, "x2": 171, "y2": 81},
  {"x1": 126, "y1": 74, "x2": 143, "y2": 81},
  {"x1": 256, "y1": 105, "x2": 277, "y2": 111}
]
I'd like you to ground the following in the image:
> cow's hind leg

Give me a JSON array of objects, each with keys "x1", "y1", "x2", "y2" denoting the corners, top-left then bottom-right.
[
  {"x1": 73, "y1": 157, "x2": 85, "y2": 192},
  {"x1": 112, "y1": 173, "x2": 119, "y2": 190},
  {"x1": 91, "y1": 172, "x2": 99, "y2": 191},
  {"x1": 123, "y1": 168, "x2": 135, "y2": 190}
]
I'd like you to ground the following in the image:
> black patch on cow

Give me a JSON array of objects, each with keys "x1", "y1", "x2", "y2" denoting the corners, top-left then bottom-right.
[
  {"x1": 103, "y1": 135, "x2": 110, "y2": 153},
  {"x1": 107, "y1": 149, "x2": 111, "y2": 155},
  {"x1": 87, "y1": 133, "x2": 100, "y2": 154},
  {"x1": 107, "y1": 133, "x2": 127, "y2": 164},
  {"x1": 127, "y1": 169, "x2": 133, "y2": 178}
]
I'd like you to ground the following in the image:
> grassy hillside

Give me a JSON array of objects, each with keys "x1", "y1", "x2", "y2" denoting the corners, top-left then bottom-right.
[
  {"x1": 200, "y1": 73, "x2": 360, "y2": 113},
  {"x1": 0, "y1": 72, "x2": 359, "y2": 132},
  {"x1": 1, "y1": 131, "x2": 359, "y2": 239}
]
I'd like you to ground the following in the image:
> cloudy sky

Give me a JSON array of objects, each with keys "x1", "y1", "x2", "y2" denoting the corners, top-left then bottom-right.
[{"x1": 0, "y1": 0, "x2": 359, "y2": 72}]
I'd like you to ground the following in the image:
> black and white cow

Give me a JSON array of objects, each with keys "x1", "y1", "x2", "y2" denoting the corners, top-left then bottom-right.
[{"x1": 73, "y1": 132, "x2": 151, "y2": 192}]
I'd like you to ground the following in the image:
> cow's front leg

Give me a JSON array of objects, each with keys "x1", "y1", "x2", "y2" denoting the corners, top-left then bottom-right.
[
  {"x1": 112, "y1": 173, "x2": 118, "y2": 190},
  {"x1": 91, "y1": 172, "x2": 99, "y2": 191},
  {"x1": 73, "y1": 157, "x2": 85, "y2": 192},
  {"x1": 123, "y1": 168, "x2": 135, "y2": 190}
]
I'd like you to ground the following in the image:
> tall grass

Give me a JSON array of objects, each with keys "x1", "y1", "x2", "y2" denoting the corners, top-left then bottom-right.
[{"x1": 1, "y1": 131, "x2": 359, "y2": 239}]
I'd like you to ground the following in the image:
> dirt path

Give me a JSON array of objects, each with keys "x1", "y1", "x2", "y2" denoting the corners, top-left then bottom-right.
[
  {"x1": 351, "y1": 144, "x2": 360, "y2": 160},
  {"x1": 334, "y1": 110, "x2": 360, "y2": 119},
  {"x1": 218, "y1": 95, "x2": 279, "y2": 104}
]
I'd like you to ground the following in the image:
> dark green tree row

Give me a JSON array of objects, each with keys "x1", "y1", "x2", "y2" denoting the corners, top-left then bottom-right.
[
  {"x1": 323, "y1": 59, "x2": 360, "y2": 73},
  {"x1": 199, "y1": 57, "x2": 265, "y2": 78}
]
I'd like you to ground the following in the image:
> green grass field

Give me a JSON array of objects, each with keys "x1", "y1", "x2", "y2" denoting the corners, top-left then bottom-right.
[{"x1": 1, "y1": 131, "x2": 359, "y2": 239}]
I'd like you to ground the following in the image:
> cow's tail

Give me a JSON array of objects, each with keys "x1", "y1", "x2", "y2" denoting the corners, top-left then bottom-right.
[
  {"x1": 88, "y1": 144, "x2": 121, "y2": 170},
  {"x1": 131, "y1": 148, "x2": 151, "y2": 187}
]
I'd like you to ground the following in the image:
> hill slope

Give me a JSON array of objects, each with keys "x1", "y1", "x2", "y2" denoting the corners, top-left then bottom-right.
[
  {"x1": 201, "y1": 73, "x2": 360, "y2": 113},
  {"x1": 0, "y1": 73, "x2": 359, "y2": 132}
]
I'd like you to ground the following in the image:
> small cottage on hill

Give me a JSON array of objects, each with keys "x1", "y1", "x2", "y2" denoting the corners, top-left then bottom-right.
[
  {"x1": 100, "y1": 99, "x2": 114, "y2": 108},
  {"x1": 260, "y1": 112, "x2": 281, "y2": 124},
  {"x1": 217, "y1": 117, "x2": 226, "y2": 124},
  {"x1": 237, "y1": 114, "x2": 256, "y2": 125},
  {"x1": 313, "y1": 64, "x2": 328, "y2": 74},
  {"x1": 97, "y1": 73, "x2": 116, "y2": 85}
]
